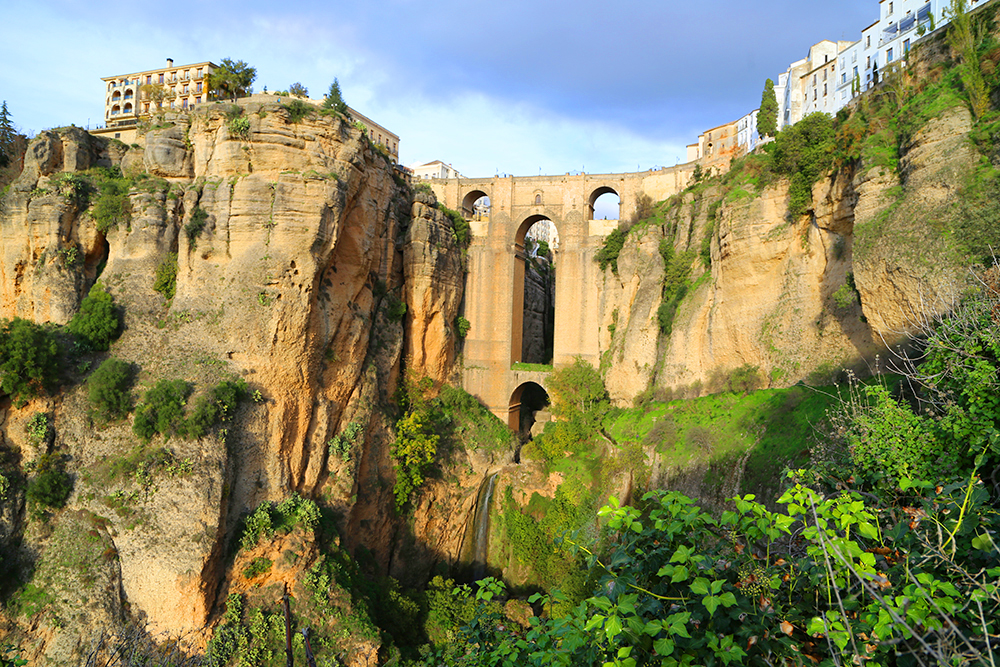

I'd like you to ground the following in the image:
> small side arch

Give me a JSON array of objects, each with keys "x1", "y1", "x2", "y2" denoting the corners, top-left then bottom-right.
[
  {"x1": 588, "y1": 186, "x2": 621, "y2": 220},
  {"x1": 508, "y1": 382, "x2": 550, "y2": 437},
  {"x1": 462, "y1": 189, "x2": 490, "y2": 220}
]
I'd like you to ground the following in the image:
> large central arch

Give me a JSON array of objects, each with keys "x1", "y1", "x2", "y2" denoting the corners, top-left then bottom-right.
[{"x1": 511, "y1": 214, "x2": 557, "y2": 365}]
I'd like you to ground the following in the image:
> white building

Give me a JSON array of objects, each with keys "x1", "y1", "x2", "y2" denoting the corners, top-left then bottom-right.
[
  {"x1": 776, "y1": 41, "x2": 853, "y2": 130},
  {"x1": 736, "y1": 109, "x2": 760, "y2": 153},
  {"x1": 835, "y1": 0, "x2": 993, "y2": 111},
  {"x1": 410, "y1": 160, "x2": 463, "y2": 180}
]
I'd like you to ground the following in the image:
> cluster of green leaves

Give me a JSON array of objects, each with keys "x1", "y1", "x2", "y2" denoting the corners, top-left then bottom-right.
[
  {"x1": 90, "y1": 167, "x2": 132, "y2": 234},
  {"x1": 321, "y1": 78, "x2": 348, "y2": 117},
  {"x1": 441, "y1": 205, "x2": 471, "y2": 246},
  {"x1": 770, "y1": 112, "x2": 836, "y2": 219},
  {"x1": 206, "y1": 58, "x2": 257, "y2": 102},
  {"x1": 237, "y1": 494, "x2": 321, "y2": 551},
  {"x1": 25, "y1": 453, "x2": 72, "y2": 510},
  {"x1": 327, "y1": 420, "x2": 363, "y2": 463},
  {"x1": 455, "y1": 316, "x2": 471, "y2": 338},
  {"x1": 656, "y1": 239, "x2": 696, "y2": 337},
  {"x1": 133, "y1": 377, "x2": 246, "y2": 442},
  {"x1": 86, "y1": 357, "x2": 133, "y2": 424},
  {"x1": 185, "y1": 206, "x2": 209, "y2": 243},
  {"x1": 282, "y1": 99, "x2": 313, "y2": 123},
  {"x1": 0, "y1": 318, "x2": 61, "y2": 406},
  {"x1": 154, "y1": 253, "x2": 178, "y2": 300},
  {"x1": 66, "y1": 282, "x2": 121, "y2": 351}
]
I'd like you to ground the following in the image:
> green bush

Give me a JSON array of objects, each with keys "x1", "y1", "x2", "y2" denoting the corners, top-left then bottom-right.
[
  {"x1": 86, "y1": 357, "x2": 133, "y2": 424},
  {"x1": 183, "y1": 378, "x2": 246, "y2": 439},
  {"x1": 153, "y1": 254, "x2": 178, "y2": 300},
  {"x1": 726, "y1": 363, "x2": 762, "y2": 394},
  {"x1": 185, "y1": 206, "x2": 209, "y2": 243},
  {"x1": 770, "y1": 112, "x2": 836, "y2": 218},
  {"x1": 91, "y1": 173, "x2": 131, "y2": 234},
  {"x1": 238, "y1": 494, "x2": 320, "y2": 551},
  {"x1": 132, "y1": 379, "x2": 191, "y2": 441},
  {"x1": 386, "y1": 294, "x2": 407, "y2": 322},
  {"x1": 282, "y1": 99, "x2": 313, "y2": 123},
  {"x1": 455, "y1": 316, "x2": 471, "y2": 338},
  {"x1": 242, "y1": 557, "x2": 272, "y2": 579},
  {"x1": 26, "y1": 454, "x2": 71, "y2": 510},
  {"x1": 66, "y1": 282, "x2": 121, "y2": 351},
  {"x1": 595, "y1": 226, "x2": 627, "y2": 274},
  {"x1": 0, "y1": 318, "x2": 61, "y2": 405}
]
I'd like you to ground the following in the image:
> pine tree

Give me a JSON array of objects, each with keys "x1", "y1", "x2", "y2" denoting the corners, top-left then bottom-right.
[
  {"x1": 758, "y1": 79, "x2": 778, "y2": 138},
  {"x1": 323, "y1": 79, "x2": 348, "y2": 116},
  {"x1": 0, "y1": 101, "x2": 14, "y2": 169}
]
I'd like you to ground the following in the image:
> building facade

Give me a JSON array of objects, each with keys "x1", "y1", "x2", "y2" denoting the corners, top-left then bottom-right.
[
  {"x1": 101, "y1": 59, "x2": 217, "y2": 131},
  {"x1": 776, "y1": 41, "x2": 852, "y2": 130},
  {"x1": 736, "y1": 109, "x2": 760, "y2": 154},
  {"x1": 410, "y1": 160, "x2": 464, "y2": 180}
]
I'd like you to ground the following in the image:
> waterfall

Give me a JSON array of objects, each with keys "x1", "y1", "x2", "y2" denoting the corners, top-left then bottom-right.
[{"x1": 471, "y1": 473, "x2": 499, "y2": 581}]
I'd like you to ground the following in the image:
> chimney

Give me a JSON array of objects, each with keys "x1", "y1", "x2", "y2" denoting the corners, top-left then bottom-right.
[{"x1": 167, "y1": 58, "x2": 174, "y2": 68}]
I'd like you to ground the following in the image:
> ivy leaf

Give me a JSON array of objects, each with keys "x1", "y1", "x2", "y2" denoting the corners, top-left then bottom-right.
[
  {"x1": 690, "y1": 578, "x2": 710, "y2": 596},
  {"x1": 605, "y1": 615, "x2": 623, "y2": 640},
  {"x1": 703, "y1": 595, "x2": 721, "y2": 615},
  {"x1": 654, "y1": 637, "x2": 676, "y2": 656}
]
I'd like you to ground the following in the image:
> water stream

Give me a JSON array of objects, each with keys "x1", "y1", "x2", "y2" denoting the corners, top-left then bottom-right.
[{"x1": 471, "y1": 473, "x2": 499, "y2": 580}]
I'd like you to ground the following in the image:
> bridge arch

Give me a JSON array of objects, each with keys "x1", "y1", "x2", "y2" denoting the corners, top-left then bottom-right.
[
  {"x1": 588, "y1": 185, "x2": 621, "y2": 220},
  {"x1": 461, "y1": 189, "x2": 490, "y2": 220},
  {"x1": 508, "y1": 381, "x2": 550, "y2": 437},
  {"x1": 511, "y1": 215, "x2": 557, "y2": 365}
]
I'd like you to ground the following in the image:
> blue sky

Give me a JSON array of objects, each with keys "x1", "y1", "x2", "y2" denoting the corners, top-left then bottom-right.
[{"x1": 1, "y1": 0, "x2": 876, "y2": 178}]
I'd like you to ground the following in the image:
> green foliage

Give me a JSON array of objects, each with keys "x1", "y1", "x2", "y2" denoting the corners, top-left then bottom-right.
[
  {"x1": 132, "y1": 379, "x2": 191, "y2": 441},
  {"x1": 758, "y1": 77, "x2": 778, "y2": 138},
  {"x1": 322, "y1": 78, "x2": 348, "y2": 116},
  {"x1": 185, "y1": 206, "x2": 209, "y2": 243},
  {"x1": 25, "y1": 412, "x2": 51, "y2": 447},
  {"x1": 1, "y1": 643, "x2": 26, "y2": 667},
  {"x1": 91, "y1": 170, "x2": 131, "y2": 234},
  {"x1": 947, "y1": 0, "x2": 989, "y2": 118},
  {"x1": 391, "y1": 408, "x2": 439, "y2": 510},
  {"x1": 439, "y1": 385, "x2": 517, "y2": 453},
  {"x1": 182, "y1": 378, "x2": 246, "y2": 439},
  {"x1": 327, "y1": 421, "x2": 363, "y2": 463},
  {"x1": 26, "y1": 454, "x2": 72, "y2": 510},
  {"x1": 207, "y1": 58, "x2": 257, "y2": 101},
  {"x1": 241, "y1": 557, "x2": 272, "y2": 579},
  {"x1": 440, "y1": 205, "x2": 471, "y2": 246},
  {"x1": 0, "y1": 473, "x2": 9, "y2": 502},
  {"x1": 385, "y1": 293, "x2": 407, "y2": 322},
  {"x1": 281, "y1": 99, "x2": 313, "y2": 123},
  {"x1": 153, "y1": 253, "x2": 178, "y2": 300},
  {"x1": 0, "y1": 317, "x2": 61, "y2": 405},
  {"x1": 770, "y1": 112, "x2": 836, "y2": 218},
  {"x1": 237, "y1": 494, "x2": 320, "y2": 551},
  {"x1": 287, "y1": 82, "x2": 308, "y2": 98},
  {"x1": 87, "y1": 357, "x2": 133, "y2": 424},
  {"x1": 657, "y1": 241, "x2": 696, "y2": 336},
  {"x1": 547, "y1": 358, "x2": 610, "y2": 431},
  {"x1": 227, "y1": 115, "x2": 251, "y2": 141},
  {"x1": 455, "y1": 316, "x2": 471, "y2": 338},
  {"x1": 595, "y1": 225, "x2": 628, "y2": 274},
  {"x1": 726, "y1": 363, "x2": 762, "y2": 394},
  {"x1": 66, "y1": 282, "x2": 121, "y2": 351}
]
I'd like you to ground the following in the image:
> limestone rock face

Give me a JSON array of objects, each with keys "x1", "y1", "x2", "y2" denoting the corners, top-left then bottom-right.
[
  {"x1": 0, "y1": 102, "x2": 465, "y2": 656},
  {"x1": 403, "y1": 200, "x2": 465, "y2": 385},
  {"x1": 600, "y1": 105, "x2": 975, "y2": 403}
]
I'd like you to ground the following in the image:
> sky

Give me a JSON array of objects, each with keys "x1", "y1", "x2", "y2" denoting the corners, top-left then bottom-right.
[{"x1": 1, "y1": 0, "x2": 878, "y2": 179}]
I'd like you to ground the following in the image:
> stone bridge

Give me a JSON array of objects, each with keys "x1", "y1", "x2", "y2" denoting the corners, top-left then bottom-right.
[{"x1": 430, "y1": 165, "x2": 697, "y2": 430}]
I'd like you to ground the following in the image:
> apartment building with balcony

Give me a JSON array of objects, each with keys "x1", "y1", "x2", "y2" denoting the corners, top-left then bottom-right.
[
  {"x1": 834, "y1": 0, "x2": 993, "y2": 111},
  {"x1": 95, "y1": 58, "x2": 217, "y2": 142},
  {"x1": 775, "y1": 41, "x2": 853, "y2": 130}
]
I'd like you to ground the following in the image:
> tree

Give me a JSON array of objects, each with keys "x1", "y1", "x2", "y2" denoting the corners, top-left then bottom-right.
[
  {"x1": 140, "y1": 83, "x2": 173, "y2": 112},
  {"x1": 0, "y1": 318, "x2": 61, "y2": 405},
  {"x1": 206, "y1": 58, "x2": 257, "y2": 102},
  {"x1": 758, "y1": 78, "x2": 778, "y2": 138},
  {"x1": 288, "y1": 82, "x2": 308, "y2": 98},
  {"x1": 0, "y1": 101, "x2": 15, "y2": 169},
  {"x1": 322, "y1": 78, "x2": 348, "y2": 116}
]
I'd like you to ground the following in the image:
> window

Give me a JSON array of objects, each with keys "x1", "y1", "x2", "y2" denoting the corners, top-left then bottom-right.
[
  {"x1": 183, "y1": 84, "x2": 189, "y2": 94},
  {"x1": 196, "y1": 82, "x2": 203, "y2": 93},
  {"x1": 904, "y1": 38, "x2": 911, "y2": 53},
  {"x1": 854, "y1": 66, "x2": 859, "y2": 78},
  {"x1": 146, "y1": 75, "x2": 152, "y2": 85},
  {"x1": 887, "y1": 47, "x2": 894, "y2": 63},
  {"x1": 889, "y1": 1, "x2": 893, "y2": 14},
  {"x1": 824, "y1": 83, "x2": 828, "y2": 96},
  {"x1": 182, "y1": 98, "x2": 188, "y2": 109},
  {"x1": 842, "y1": 72, "x2": 847, "y2": 84},
  {"x1": 195, "y1": 96, "x2": 201, "y2": 104},
  {"x1": 115, "y1": 133, "x2": 120, "y2": 139},
  {"x1": 813, "y1": 74, "x2": 817, "y2": 85},
  {"x1": 197, "y1": 68, "x2": 203, "y2": 78},
  {"x1": 867, "y1": 55, "x2": 871, "y2": 69},
  {"x1": 814, "y1": 89, "x2": 818, "y2": 100},
  {"x1": 158, "y1": 73, "x2": 164, "y2": 84},
  {"x1": 823, "y1": 69, "x2": 828, "y2": 80},
  {"x1": 535, "y1": 194, "x2": 542, "y2": 205},
  {"x1": 866, "y1": 35, "x2": 871, "y2": 48}
]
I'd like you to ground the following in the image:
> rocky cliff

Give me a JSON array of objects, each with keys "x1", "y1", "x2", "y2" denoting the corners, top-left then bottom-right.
[
  {"x1": 0, "y1": 101, "x2": 471, "y2": 664},
  {"x1": 600, "y1": 101, "x2": 977, "y2": 404}
]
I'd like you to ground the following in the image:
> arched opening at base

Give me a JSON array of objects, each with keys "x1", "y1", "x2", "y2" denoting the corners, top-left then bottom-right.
[{"x1": 507, "y1": 382, "x2": 550, "y2": 444}]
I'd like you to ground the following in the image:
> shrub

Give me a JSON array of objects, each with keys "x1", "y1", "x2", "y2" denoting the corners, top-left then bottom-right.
[
  {"x1": 91, "y1": 175, "x2": 131, "y2": 234},
  {"x1": 328, "y1": 421, "x2": 363, "y2": 463},
  {"x1": 66, "y1": 282, "x2": 121, "y2": 351},
  {"x1": 26, "y1": 454, "x2": 71, "y2": 509},
  {"x1": 282, "y1": 99, "x2": 313, "y2": 123},
  {"x1": 132, "y1": 379, "x2": 191, "y2": 441},
  {"x1": 25, "y1": 412, "x2": 51, "y2": 447},
  {"x1": 727, "y1": 363, "x2": 762, "y2": 394},
  {"x1": 238, "y1": 494, "x2": 320, "y2": 551},
  {"x1": 185, "y1": 206, "x2": 209, "y2": 243},
  {"x1": 153, "y1": 254, "x2": 178, "y2": 300},
  {"x1": 595, "y1": 226, "x2": 627, "y2": 274},
  {"x1": 87, "y1": 357, "x2": 133, "y2": 424},
  {"x1": 770, "y1": 112, "x2": 836, "y2": 218},
  {"x1": 455, "y1": 316, "x2": 471, "y2": 338},
  {"x1": 242, "y1": 557, "x2": 272, "y2": 579},
  {"x1": 392, "y1": 409, "x2": 439, "y2": 510},
  {"x1": 386, "y1": 294, "x2": 407, "y2": 322},
  {"x1": 0, "y1": 318, "x2": 61, "y2": 405},
  {"x1": 183, "y1": 378, "x2": 246, "y2": 439}
]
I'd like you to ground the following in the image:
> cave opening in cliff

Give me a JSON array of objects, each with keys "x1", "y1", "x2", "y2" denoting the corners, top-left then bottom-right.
[
  {"x1": 508, "y1": 381, "x2": 550, "y2": 449},
  {"x1": 511, "y1": 216, "x2": 558, "y2": 365},
  {"x1": 589, "y1": 187, "x2": 621, "y2": 221}
]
